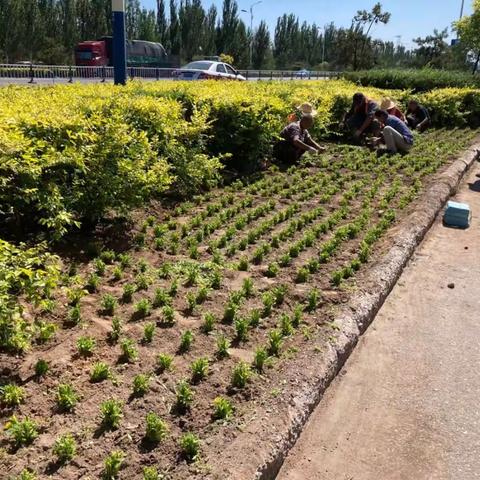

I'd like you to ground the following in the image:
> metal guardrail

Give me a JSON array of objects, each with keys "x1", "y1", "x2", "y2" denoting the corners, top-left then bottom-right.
[{"x1": 0, "y1": 64, "x2": 341, "y2": 83}]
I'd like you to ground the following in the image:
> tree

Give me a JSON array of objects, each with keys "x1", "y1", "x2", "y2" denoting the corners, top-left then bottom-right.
[
  {"x1": 126, "y1": 0, "x2": 141, "y2": 39},
  {"x1": 351, "y1": 2, "x2": 391, "y2": 69},
  {"x1": 454, "y1": 0, "x2": 480, "y2": 73},
  {"x1": 203, "y1": 5, "x2": 217, "y2": 55},
  {"x1": 252, "y1": 21, "x2": 270, "y2": 69},
  {"x1": 169, "y1": 0, "x2": 181, "y2": 55},
  {"x1": 413, "y1": 28, "x2": 449, "y2": 68},
  {"x1": 216, "y1": 0, "x2": 240, "y2": 56},
  {"x1": 156, "y1": 0, "x2": 168, "y2": 45},
  {"x1": 179, "y1": 0, "x2": 205, "y2": 61}
]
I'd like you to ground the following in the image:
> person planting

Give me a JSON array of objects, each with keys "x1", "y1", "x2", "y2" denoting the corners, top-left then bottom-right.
[
  {"x1": 343, "y1": 92, "x2": 381, "y2": 143},
  {"x1": 406, "y1": 100, "x2": 431, "y2": 132},
  {"x1": 380, "y1": 97, "x2": 406, "y2": 122},
  {"x1": 374, "y1": 110, "x2": 414, "y2": 155},
  {"x1": 273, "y1": 110, "x2": 325, "y2": 164}
]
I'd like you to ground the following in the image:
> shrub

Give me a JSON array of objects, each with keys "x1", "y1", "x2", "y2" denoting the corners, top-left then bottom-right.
[
  {"x1": 109, "y1": 317, "x2": 123, "y2": 342},
  {"x1": 1, "y1": 384, "x2": 24, "y2": 407},
  {"x1": 5, "y1": 416, "x2": 38, "y2": 447},
  {"x1": 101, "y1": 294, "x2": 117, "y2": 316},
  {"x1": 267, "y1": 329, "x2": 283, "y2": 356},
  {"x1": 179, "y1": 432, "x2": 200, "y2": 462},
  {"x1": 175, "y1": 380, "x2": 194, "y2": 412},
  {"x1": 212, "y1": 396, "x2": 233, "y2": 420},
  {"x1": 34, "y1": 359, "x2": 49, "y2": 377},
  {"x1": 231, "y1": 361, "x2": 252, "y2": 388},
  {"x1": 103, "y1": 450, "x2": 125, "y2": 479},
  {"x1": 179, "y1": 330, "x2": 194, "y2": 353},
  {"x1": 143, "y1": 322, "x2": 155, "y2": 343},
  {"x1": 253, "y1": 347, "x2": 268, "y2": 372},
  {"x1": 234, "y1": 317, "x2": 249, "y2": 342},
  {"x1": 56, "y1": 384, "x2": 79, "y2": 412},
  {"x1": 122, "y1": 283, "x2": 136, "y2": 303},
  {"x1": 135, "y1": 298, "x2": 152, "y2": 318},
  {"x1": 202, "y1": 312, "x2": 216, "y2": 333},
  {"x1": 100, "y1": 399, "x2": 123, "y2": 429},
  {"x1": 77, "y1": 336, "x2": 96, "y2": 356},
  {"x1": 191, "y1": 357, "x2": 209, "y2": 382},
  {"x1": 132, "y1": 374, "x2": 150, "y2": 396},
  {"x1": 156, "y1": 353, "x2": 174, "y2": 372},
  {"x1": 53, "y1": 433, "x2": 77, "y2": 463},
  {"x1": 120, "y1": 338, "x2": 138, "y2": 363},
  {"x1": 90, "y1": 362, "x2": 112, "y2": 383},
  {"x1": 216, "y1": 335, "x2": 230, "y2": 358},
  {"x1": 145, "y1": 412, "x2": 169, "y2": 443}
]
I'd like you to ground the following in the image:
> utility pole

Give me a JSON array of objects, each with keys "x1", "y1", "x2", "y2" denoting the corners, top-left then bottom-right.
[
  {"x1": 112, "y1": 0, "x2": 127, "y2": 85},
  {"x1": 241, "y1": 1, "x2": 262, "y2": 68}
]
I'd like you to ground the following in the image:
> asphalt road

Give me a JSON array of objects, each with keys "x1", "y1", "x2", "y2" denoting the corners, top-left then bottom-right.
[{"x1": 277, "y1": 165, "x2": 480, "y2": 480}]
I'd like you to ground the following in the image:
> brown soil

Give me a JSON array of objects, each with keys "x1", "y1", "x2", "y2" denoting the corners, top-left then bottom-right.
[{"x1": 0, "y1": 129, "x2": 477, "y2": 479}]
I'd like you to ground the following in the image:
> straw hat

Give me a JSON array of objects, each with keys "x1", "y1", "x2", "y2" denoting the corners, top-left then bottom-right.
[
  {"x1": 296, "y1": 102, "x2": 318, "y2": 116},
  {"x1": 380, "y1": 97, "x2": 396, "y2": 110}
]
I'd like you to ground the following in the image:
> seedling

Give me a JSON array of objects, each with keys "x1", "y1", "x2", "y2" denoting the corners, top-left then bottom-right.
[
  {"x1": 267, "y1": 329, "x2": 283, "y2": 356},
  {"x1": 120, "y1": 338, "x2": 138, "y2": 363},
  {"x1": 143, "y1": 322, "x2": 155, "y2": 343},
  {"x1": 101, "y1": 294, "x2": 117, "y2": 316},
  {"x1": 331, "y1": 269, "x2": 343, "y2": 286},
  {"x1": 199, "y1": 312, "x2": 214, "y2": 333},
  {"x1": 280, "y1": 313, "x2": 294, "y2": 336},
  {"x1": 86, "y1": 273, "x2": 100, "y2": 293},
  {"x1": 14, "y1": 469, "x2": 37, "y2": 480},
  {"x1": 191, "y1": 357, "x2": 209, "y2": 383},
  {"x1": 175, "y1": 380, "x2": 194, "y2": 412},
  {"x1": 109, "y1": 317, "x2": 122, "y2": 343},
  {"x1": 135, "y1": 273, "x2": 151, "y2": 291},
  {"x1": 145, "y1": 412, "x2": 169, "y2": 443},
  {"x1": 56, "y1": 384, "x2": 79, "y2": 412},
  {"x1": 100, "y1": 399, "x2": 123, "y2": 429},
  {"x1": 272, "y1": 284, "x2": 287, "y2": 305},
  {"x1": 162, "y1": 305, "x2": 176, "y2": 325},
  {"x1": 295, "y1": 267, "x2": 310, "y2": 284},
  {"x1": 135, "y1": 298, "x2": 152, "y2": 318},
  {"x1": 53, "y1": 433, "x2": 76, "y2": 463},
  {"x1": 261, "y1": 291, "x2": 275, "y2": 317},
  {"x1": 90, "y1": 362, "x2": 112, "y2": 382},
  {"x1": 234, "y1": 317, "x2": 249, "y2": 342},
  {"x1": 292, "y1": 303, "x2": 303, "y2": 328},
  {"x1": 132, "y1": 374, "x2": 150, "y2": 396},
  {"x1": 100, "y1": 250, "x2": 116, "y2": 264},
  {"x1": 156, "y1": 353, "x2": 173, "y2": 372},
  {"x1": 305, "y1": 288, "x2": 320, "y2": 312},
  {"x1": 216, "y1": 335, "x2": 230, "y2": 358},
  {"x1": 249, "y1": 309, "x2": 261, "y2": 327},
  {"x1": 231, "y1": 361, "x2": 252, "y2": 388},
  {"x1": 169, "y1": 278, "x2": 178, "y2": 296},
  {"x1": 179, "y1": 330, "x2": 194, "y2": 353},
  {"x1": 185, "y1": 292, "x2": 197, "y2": 314},
  {"x1": 196, "y1": 285, "x2": 210, "y2": 304},
  {"x1": 1, "y1": 384, "x2": 24, "y2": 406},
  {"x1": 143, "y1": 466, "x2": 161, "y2": 480},
  {"x1": 103, "y1": 450, "x2": 125, "y2": 479},
  {"x1": 212, "y1": 396, "x2": 233, "y2": 420},
  {"x1": 210, "y1": 269, "x2": 222, "y2": 289},
  {"x1": 112, "y1": 266, "x2": 123, "y2": 281},
  {"x1": 94, "y1": 258, "x2": 106, "y2": 276},
  {"x1": 179, "y1": 432, "x2": 200, "y2": 462},
  {"x1": 241, "y1": 277, "x2": 254, "y2": 297},
  {"x1": 5, "y1": 416, "x2": 38, "y2": 447},
  {"x1": 34, "y1": 359, "x2": 49, "y2": 377},
  {"x1": 77, "y1": 336, "x2": 96, "y2": 356},
  {"x1": 153, "y1": 288, "x2": 171, "y2": 308},
  {"x1": 253, "y1": 347, "x2": 268, "y2": 372},
  {"x1": 118, "y1": 253, "x2": 132, "y2": 269},
  {"x1": 122, "y1": 283, "x2": 136, "y2": 303},
  {"x1": 237, "y1": 257, "x2": 249, "y2": 271},
  {"x1": 266, "y1": 262, "x2": 280, "y2": 278},
  {"x1": 67, "y1": 305, "x2": 81, "y2": 325}
]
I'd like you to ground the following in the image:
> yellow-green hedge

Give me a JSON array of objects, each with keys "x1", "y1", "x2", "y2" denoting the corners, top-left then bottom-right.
[{"x1": 0, "y1": 80, "x2": 478, "y2": 239}]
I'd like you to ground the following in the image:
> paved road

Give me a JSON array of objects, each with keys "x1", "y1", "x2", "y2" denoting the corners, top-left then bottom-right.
[{"x1": 278, "y1": 165, "x2": 480, "y2": 480}]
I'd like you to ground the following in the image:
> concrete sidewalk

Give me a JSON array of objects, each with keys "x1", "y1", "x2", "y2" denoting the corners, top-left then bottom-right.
[{"x1": 277, "y1": 165, "x2": 480, "y2": 480}]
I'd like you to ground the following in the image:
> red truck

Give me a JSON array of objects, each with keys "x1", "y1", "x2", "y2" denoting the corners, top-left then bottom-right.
[{"x1": 74, "y1": 37, "x2": 174, "y2": 68}]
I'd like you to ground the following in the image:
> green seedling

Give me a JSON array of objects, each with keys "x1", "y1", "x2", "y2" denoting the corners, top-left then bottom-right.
[
  {"x1": 56, "y1": 384, "x2": 78, "y2": 412},
  {"x1": 120, "y1": 338, "x2": 138, "y2": 363},
  {"x1": 156, "y1": 353, "x2": 173, "y2": 373},
  {"x1": 132, "y1": 374, "x2": 150, "y2": 396},
  {"x1": 1, "y1": 384, "x2": 24, "y2": 406},
  {"x1": 145, "y1": 412, "x2": 168, "y2": 443},
  {"x1": 53, "y1": 433, "x2": 76, "y2": 463},
  {"x1": 90, "y1": 362, "x2": 112, "y2": 383},
  {"x1": 175, "y1": 380, "x2": 194, "y2": 412},
  {"x1": 179, "y1": 433, "x2": 200, "y2": 462},
  {"x1": 143, "y1": 322, "x2": 155, "y2": 343},
  {"x1": 231, "y1": 361, "x2": 252, "y2": 389},
  {"x1": 102, "y1": 450, "x2": 125, "y2": 479},
  {"x1": 212, "y1": 396, "x2": 233, "y2": 420},
  {"x1": 179, "y1": 330, "x2": 194, "y2": 353},
  {"x1": 202, "y1": 312, "x2": 216, "y2": 333},
  {"x1": 100, "y1": 399, "x2": 123, "y2": 429},
  {"x1": 191, "y1": 357, "x2": 209, "y2": 383},
  {"x1": 77, "y1": 336, "x2": 96, "y2": 356},
  {"x1": 216, "y1": 335, "x2": 230, "y2": 358},
  {"x1": 101, "y1": 294, "x2": 117, "y2": 316}
]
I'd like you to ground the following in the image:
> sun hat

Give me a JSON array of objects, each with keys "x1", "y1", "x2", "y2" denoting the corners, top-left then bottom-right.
[
  {"x1": 296, "y1": 102, "x2": 318, "y2": 116},
  {"x1": 380, "y1": 97, "x2": 396, "y2": 110}
]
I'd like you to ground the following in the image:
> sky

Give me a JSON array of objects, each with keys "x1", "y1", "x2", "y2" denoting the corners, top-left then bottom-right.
[{"x1": 142, "y1": 0, "x2": 472, "y2": 49}]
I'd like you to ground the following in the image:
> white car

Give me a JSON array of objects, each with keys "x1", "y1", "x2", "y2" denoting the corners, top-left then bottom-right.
[{"x1": 173, "y1": 61, "x2": 246, "y2": 81}]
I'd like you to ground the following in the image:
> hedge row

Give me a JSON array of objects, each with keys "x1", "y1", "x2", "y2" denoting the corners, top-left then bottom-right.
[
  {"x1": 343, "y1": 68, "x2": 480, "y2": 92},
  {"x1": 1, "y1": 80, "x2": 479, "y2": 239}
]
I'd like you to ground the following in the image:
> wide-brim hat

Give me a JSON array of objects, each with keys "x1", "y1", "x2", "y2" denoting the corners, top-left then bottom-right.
[
  {"x1": 380, "y1": 97, "x2": 396, "y2": 110},
  {"x1": 296, "y1": 102, "x2": 318, "y2": 116}
]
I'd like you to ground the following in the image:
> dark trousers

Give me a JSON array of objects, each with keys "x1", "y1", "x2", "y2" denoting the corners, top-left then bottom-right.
[
  {"x1": 273, "y1": 141, "x2": 304, "y2": 164},
  {"x1": 406, "y1": 115, "x2": 430, "y2": 132}
]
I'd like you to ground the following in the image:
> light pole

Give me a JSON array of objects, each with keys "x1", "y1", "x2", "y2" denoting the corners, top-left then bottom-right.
[
  {"x1": 460, "y1": 0, "x2": 465, "y2": 19},
  {"x1": 241, "y1": 1, "x2": 262, "y2": 68},
  {"x1": 112, "y1": 0, "x2": 127, "y2": 85}
]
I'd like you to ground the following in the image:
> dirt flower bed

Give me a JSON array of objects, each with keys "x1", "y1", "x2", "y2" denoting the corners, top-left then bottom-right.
[{"x1": 0, "y1": 129, "x2": 477, "y2": 480}]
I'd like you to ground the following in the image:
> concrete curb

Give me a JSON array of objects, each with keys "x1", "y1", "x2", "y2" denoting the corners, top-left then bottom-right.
[{"x1": 212, "y1": 140, "x2": 480, "y2": 480}]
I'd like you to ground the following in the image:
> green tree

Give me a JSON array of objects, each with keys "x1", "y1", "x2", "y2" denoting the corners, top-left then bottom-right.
[
  {"x1": 413, "y1": 28, "x2": 449, "y2": 68},
  {"x1": 169, "y1": 0, "x2": 181, "y2": 55},
  {"x1": 454, "y1": 0, "x2": 480, "y2": 73},
  {"x1": 252, "y1": 21, "x2": 270, "y2": 69}
]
